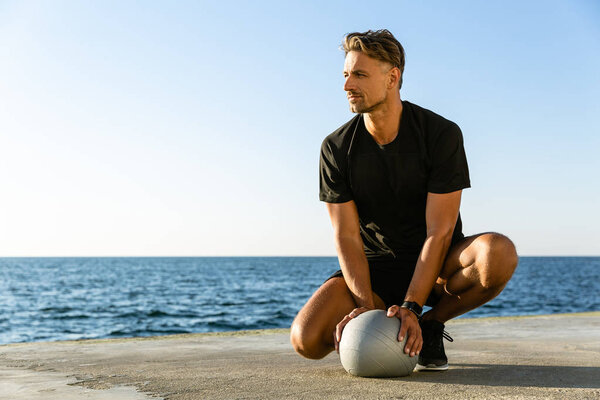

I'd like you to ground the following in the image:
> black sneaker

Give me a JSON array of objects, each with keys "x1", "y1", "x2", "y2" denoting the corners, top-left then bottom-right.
[{"x1": 416, "y1": 319, "x2": 453, "y2": 371}]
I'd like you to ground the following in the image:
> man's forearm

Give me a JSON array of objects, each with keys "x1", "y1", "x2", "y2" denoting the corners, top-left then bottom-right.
[
  {"x1": 405, "y1": 233, "x2": 454, "y2": 307},
  {"x1": 335, "y1": 236, "x2": 375, "y2": 309}
]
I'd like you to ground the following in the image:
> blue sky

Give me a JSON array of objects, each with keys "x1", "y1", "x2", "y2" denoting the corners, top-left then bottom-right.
[{"x1": 0, "y1": 1, "x2": 598, "y2": 256}]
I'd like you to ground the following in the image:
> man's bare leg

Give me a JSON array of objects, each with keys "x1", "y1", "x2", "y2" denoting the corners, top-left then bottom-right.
[
  {"x1": 291, "y1": 232, "x2": 517, "y2": 360},
  {"x1": 423, "y1": 232, "x2": 519, "y2": 323},
  {"x1": 290, "y1": 277, "x2": 385, "y2": 359}
]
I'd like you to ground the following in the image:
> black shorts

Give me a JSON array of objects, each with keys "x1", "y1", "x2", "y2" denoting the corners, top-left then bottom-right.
[{"x1": 326, "y1": 257, "x2": 441, "y2": 309}]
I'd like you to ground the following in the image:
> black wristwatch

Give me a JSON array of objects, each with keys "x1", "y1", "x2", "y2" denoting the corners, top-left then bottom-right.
[{"x1": 400, "y1": 301, "x2": 423, "y2": 318}]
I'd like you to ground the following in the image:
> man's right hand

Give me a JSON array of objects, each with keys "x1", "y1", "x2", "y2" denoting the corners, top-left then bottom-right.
[{"x1": 334, "y1": 306, "x2": 372, "y2": 353}]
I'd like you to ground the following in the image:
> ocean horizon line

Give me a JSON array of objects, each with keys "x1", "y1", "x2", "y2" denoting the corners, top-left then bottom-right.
[{"x1": 0, "y1": 254, "x2": 599, "y2": 258}]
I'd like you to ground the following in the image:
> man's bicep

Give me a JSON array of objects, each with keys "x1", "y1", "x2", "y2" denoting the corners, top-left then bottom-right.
[
  {"x1": 425, "y1": 190, "x2": 462, "y2": 236},
  {"x1": 325, "y1": 200, "x2": 361, "y2": 239}
]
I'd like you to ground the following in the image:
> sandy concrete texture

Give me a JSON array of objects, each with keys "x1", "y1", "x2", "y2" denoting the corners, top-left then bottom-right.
[{"x1": 0, "y1": 312, "x2": 599, "y2": 399}]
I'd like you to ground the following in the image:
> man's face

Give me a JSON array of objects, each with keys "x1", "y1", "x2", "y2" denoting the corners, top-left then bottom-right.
[{"x1": 343, "y1": 51, "x2": 392, "y2": 113}]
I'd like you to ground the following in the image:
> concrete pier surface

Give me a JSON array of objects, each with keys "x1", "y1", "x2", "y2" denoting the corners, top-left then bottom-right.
[{"x1": 1, "y1": 312, "x2": 599, "y2": 400}]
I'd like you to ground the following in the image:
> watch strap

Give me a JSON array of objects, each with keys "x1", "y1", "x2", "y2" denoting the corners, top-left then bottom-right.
[{"x1": 400, "y1": 301, "x2": 423, "y2": 317}]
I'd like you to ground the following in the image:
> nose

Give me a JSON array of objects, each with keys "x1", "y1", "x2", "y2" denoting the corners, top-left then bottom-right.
[{"x1": 343, "y1": 76, "x2": 355, "y2": 92}]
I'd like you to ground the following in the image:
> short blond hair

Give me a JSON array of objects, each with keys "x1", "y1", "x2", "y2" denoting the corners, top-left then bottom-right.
[{"x1": 341, "y1": 29, "x2": 406, "y2": 89}]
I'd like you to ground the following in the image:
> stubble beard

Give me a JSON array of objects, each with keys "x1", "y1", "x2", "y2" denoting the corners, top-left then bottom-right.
[{"x1": 349, "y1": 93, "x2": 387, "y2": 114}]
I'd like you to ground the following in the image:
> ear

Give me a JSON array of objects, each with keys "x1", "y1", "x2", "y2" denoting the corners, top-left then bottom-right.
[{"x1": 387, "y1": 67, "x2": 401, "y2": 89}]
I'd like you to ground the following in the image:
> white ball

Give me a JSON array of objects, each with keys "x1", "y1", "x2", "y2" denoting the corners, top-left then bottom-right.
[{"x1": 339, "y1": 309, "x2": 418, "y2": 377}]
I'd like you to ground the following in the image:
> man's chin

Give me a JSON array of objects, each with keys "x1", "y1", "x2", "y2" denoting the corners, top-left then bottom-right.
[
  {"x1": 350, "y1": 99, "x2": 385, "y2": 114},
  {"x1": 349, "y1": 103, "x2": 366, "y2": 114}
]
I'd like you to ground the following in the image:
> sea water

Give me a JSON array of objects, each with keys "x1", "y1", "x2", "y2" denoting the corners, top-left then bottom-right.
[{"x1": 0, "y1": 256, "x2": 598, "y2": 344}]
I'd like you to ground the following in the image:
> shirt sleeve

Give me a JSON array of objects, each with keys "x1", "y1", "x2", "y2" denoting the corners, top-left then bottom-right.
[
  {"x1": 319, "y1": 138, "x2": 353, "y2": 203},
  {"x1": 427, "y1": 123, "x2": 471, "y2": 194}
]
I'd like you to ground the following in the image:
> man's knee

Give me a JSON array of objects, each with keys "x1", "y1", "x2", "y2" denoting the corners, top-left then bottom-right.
[
  {"x1": 290, "y1": 318, "x2": 328, "y2": 360},
  {"x1": 475, "y1": 232, "x2": 518, "y2": 290}
]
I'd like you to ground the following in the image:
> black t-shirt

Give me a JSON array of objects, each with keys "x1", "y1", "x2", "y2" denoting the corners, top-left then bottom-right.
[{"x1": 319, "y1": 100, "x2": 471, "y2": 262}]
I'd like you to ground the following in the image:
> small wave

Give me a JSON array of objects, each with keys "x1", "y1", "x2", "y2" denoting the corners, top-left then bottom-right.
[
  {"x1": 217, "y1": 301, "x2": 245, "y2": 306},
  {"x1": 39, "y1": 306, "x2": 74, "y2": 313},
  {"x1": 205, "y1": 321, "x2": 246, "y2": 331},
  {"x1": 113, "y1": 309, "x2": 201, "y2": 319},
  {"x1": 200, "y1": 311, "x2": 227, "y2": 318},
  {"x1": 146, "y1": 310, "x2": 171, "y2": 318},
  {"x1": 49, "y1": 314, "x2": 91, "y2": 321}
]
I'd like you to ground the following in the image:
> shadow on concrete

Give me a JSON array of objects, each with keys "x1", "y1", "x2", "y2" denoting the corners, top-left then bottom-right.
[{"x1": 407, "y1": 364, "x2": 600, "y2": 389}]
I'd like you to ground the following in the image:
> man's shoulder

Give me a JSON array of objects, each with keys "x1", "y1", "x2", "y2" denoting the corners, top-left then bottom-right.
[
  {"x1": 406, "y1": 101, "x2": 459, "y2": 132},
  {"x1": 321, "y1": 114, "x2": 361, "y2": 153}
]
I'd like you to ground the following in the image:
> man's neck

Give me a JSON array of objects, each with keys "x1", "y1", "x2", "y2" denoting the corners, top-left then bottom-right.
[{"x1": 363, "y1": 98, "x2": 403, "y2": 145}]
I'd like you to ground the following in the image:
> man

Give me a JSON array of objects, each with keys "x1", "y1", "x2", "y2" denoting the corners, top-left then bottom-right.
[{"x1": 290, "y1": 29, "x2": 518, "y2": 371}]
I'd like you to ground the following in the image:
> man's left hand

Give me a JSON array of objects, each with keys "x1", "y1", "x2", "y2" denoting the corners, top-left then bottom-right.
[{"x1": 386, "y1": 305, "x2": 422, "y2": 357}]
